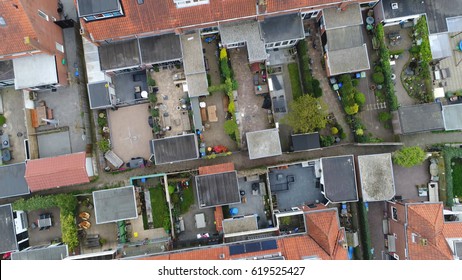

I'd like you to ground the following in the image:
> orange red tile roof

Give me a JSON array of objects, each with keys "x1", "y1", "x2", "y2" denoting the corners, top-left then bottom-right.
[
  {"x1": 80, "y1": 0, "x2": 340, "y2": 41},
  {"x1": 406, "y1": 203, "x2": 462, "y2": 260},
  {"x1": 25, "y1": 152, "x2": 90, "y2": 192},
  {"x1": 199, "y1": 162, "x2": 235, "y2": 175},
  {"x1": 0, "y1": 0, "x2": 36, "y2": 56}
]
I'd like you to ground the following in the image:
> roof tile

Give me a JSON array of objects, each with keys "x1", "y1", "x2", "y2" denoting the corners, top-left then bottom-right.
[{"x1": 25, "y1": 152, "x2": 89, "y2": 191}]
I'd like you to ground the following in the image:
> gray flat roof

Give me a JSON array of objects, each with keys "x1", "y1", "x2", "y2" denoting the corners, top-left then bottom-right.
[
  {"x1": 93, "y1": 186, "x2": 138, "y2": 224},
  {"x1": 429, "y1": 33, "x2": 452, "y2": 60},
  {"x1": 0, "y1": 204, "x2": 18, "y2": 254},
  {"x1": 150, "y1": 134, "x2": 199, "y2": 164},
  {"x1": 13, "y1": 54, "x2": 58, "y2": 90},
  {"x1": 11, "y1": 245, "x2": 69, "y2": 260},
  {"x1": 358, "y1": 153, "x2": 396, "y2": 202},
  {"x1": 77, "y1": 0, "x2": 120, "y2": 17},
  {"x1": 326, "y1": 25, "x2": 370, "y2": 75},
  {"x1": 442, "y1": 104, "x2": 462, "y2": 131},
  {"x1": 291, "y1": 133, "x2": 321, "y2": 151},
  {"x1": 139, "y1": 34, "x2": 182, "y2": 64},
  {"x1": 180, "y1": 31, "x2": 206, "y2": 75},
  {"x1": 219, "y1": 20, "x2": 267, "y2": 62},
  {"x1": 0, "y1": 163, "x2": 29, "y2": 199},
  {"x1": 195, "y1": 171, "x2": 240, "y2": 208},
  {"x1": 99, "y1": 39, "x2": 141, "y2": 71},
  {"x1": 398, "y1": 103, "x2": 445, "y2": 134},
  {"x1": 260, "y1": 13, "x2": 305, "y2": 44},
  {"x1": 222, "y1": 215, "x2": 258, "y2": 234},
  {"x1": 185, "y1": 73, "x2": 209, "y2": 97},
  {"x1": 321, "y1": 155, "x2": 358, "y2": 203},
  {"x1": 88, "y1": 81, "x2": 112, "y2": 109},
  {"x1": 323, "y1": 3, "x2": 362, "y2": 30},
  {"x1": 381, "y1": 0, "x2": 462, "y2": 34},
  {"x1": 0, "y1": 60, "x2": 14, "y2": 81},
  {"x1": 246, "y1": 129, "x2": 282, "y2": 160}
]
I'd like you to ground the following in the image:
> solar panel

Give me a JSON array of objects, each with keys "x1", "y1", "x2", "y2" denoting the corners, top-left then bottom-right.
[
  {"x1": 245, "y1": 242, "x2": 262, "y2": 253},
  {"x1": 229, "y1": 244, "x2": 245, "y2": 256},
  {"x1": 261, "y1": 240, "x2": 278, "y2": 250}
]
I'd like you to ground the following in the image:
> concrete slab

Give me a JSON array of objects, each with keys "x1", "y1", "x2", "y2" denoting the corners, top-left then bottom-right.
[
  {"x1": 0, "y1": 88, "x2": 27, "y2": 163},
  {"x1": 393, "y1": 160, "x2": 430, "y2": 201},
  {"x1": 108, "y1": 103, "x2": 152, "y2": 162},
  {"x1": 37, "y1": 131, "x2": 71, "y2": 158}
]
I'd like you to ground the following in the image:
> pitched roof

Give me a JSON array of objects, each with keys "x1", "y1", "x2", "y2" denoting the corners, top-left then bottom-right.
[
  {"x1": 305, "y1": 209, "x2": 338, "y2": 255},
  {"x1": 0, "y1": 204, "x2": 18, "y2": 254},
  {"x1": 25, "y1": 152, "x2": 89, "y2": 192},
  {"x1": 81, "y1": 0, "x2": 340, "y2": 41},
  {"x1": 0, "y1": 0, "x2": 36, "y2": 56},
  {"x1": 405, "y1": 203, "x2": 462, "y2": 260}
]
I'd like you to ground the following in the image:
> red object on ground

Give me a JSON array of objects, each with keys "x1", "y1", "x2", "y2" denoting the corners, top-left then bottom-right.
[{"x1": 213, "y1": 145, "x2": 228, "y2": 154}]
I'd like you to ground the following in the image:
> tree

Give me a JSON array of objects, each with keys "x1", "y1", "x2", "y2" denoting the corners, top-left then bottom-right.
[
  {"x1": 224, "y1": 120, "x2": 238, "y2": 135},
  {"x1": 372, "y1": 72, "x2": 385, "y2": 84},
  {"x1": 281, "y1": 95, "x2": 328, "y2": 133},
  {"x1": 345, "y1": 103, "x2": 359, "y2": 115},
  {"x1": 355, "y1": 92, "x2": 366, "y2": 106},
  {"x1": 393, "y1": 146, "x2": 426, "y2": 168}
]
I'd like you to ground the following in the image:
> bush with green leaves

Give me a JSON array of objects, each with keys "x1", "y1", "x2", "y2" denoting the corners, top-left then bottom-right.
[
  {"x1": 378, "y1": 111, "x2": 392, "y2": 122},
  {"x1": 372, "y1": 72, "x2": 384, "y2": 84},
  {"x1": 345, "y1": 104, "x2": 359, "y2": 115},
  {"x1": 393, "y1": 146, "x2": 426, "y2": 168},
  {"x1": 331, "y1": 127, "x2": 338, "y2": 135},
  {"x1": 355, "y1": 92, "x2": 366, "y2": 106},
  {"x1": 320, "y1": 135, "x2": 335, "y2": 147},
  {"x1": 224, "y1": 119, "x2": 238, "y2": 135},
  {"x1": 0, "y1": 115, "x2": 6, "y2": 126},
  {"x1": 97, "y1": 139, "x2": 111, "y2": 153}
]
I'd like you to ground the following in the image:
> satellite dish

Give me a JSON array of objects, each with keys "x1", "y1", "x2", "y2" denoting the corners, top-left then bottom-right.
[{"x1": 141, "y1": 91, "x2": 148, "y2": 98}]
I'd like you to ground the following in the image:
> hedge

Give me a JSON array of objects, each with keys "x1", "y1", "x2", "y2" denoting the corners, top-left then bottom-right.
[
  {"x1": 296, "y1": 40, "x2": 323, "y2": 97},
  {"x1": 358, "y1": 201, "x2": 373, "y2": 260}
]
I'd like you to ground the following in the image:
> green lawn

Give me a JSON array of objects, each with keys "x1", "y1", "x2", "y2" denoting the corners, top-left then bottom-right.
[
  {"x1": 149, "y1": 187, "x2": 170, "y2": 228},
  {"x1": 452, "y1": 158, "x2": 462, "y2": 197},
  {"x1": 288, "y1": 63, "x2": 303, "y2": 100},
  {"x1": 180, "y1": 186, "x2": 195, "y2": 214}
]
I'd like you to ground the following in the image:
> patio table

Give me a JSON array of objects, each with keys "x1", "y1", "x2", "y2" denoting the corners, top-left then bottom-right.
[
  {"x1": 38, "y1": 213, "x2": 52, "y2": 230},
  {"x1": 207, "y1": 106, "x2": 218, "y2": 122}
]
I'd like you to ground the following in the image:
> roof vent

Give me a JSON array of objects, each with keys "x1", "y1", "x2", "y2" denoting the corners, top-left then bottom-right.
[
  {"x1": 420, "y1": 238, "x2": 428, "y2": 246},
  {"x1": 391, "y1": 3, "x2": 399, "y2": 9}
]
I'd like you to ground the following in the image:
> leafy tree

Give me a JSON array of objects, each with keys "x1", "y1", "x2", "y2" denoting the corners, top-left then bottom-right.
[
  {"x1": 345, "y1": 103, "x2": 359, "y2": 115},
  {"x1": 393, "y1": 146, "x2": 426, "y2": 168},
  {"x1": 372, "y1": 72, "x2": 385, "y2": 84},
  {"x1": 378, "y1": 111, "x2": 392, "y2": 122},
  {"x1": 224, "y1": 120, "x2": 238, "y2": 135},
  {"x1": 281, "y1": 95, "x2": 328, "y2": 133},
  {"x1": 355, "y1": 92, "x2": 366, "y2": 106}
]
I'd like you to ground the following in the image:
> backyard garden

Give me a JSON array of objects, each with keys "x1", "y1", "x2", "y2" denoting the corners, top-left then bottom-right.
[
  {"x1": 149, "y1": 184, "x2": 171, "y2": 231},
  {"x1": 401, "y1": 16, "x2": 433, "y2": 103}
]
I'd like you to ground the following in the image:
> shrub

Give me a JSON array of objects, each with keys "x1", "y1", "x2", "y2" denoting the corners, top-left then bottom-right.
[
  {"x1": 149, "y1": 93, "x2": 157, "y2": 104},
  {"x1": 340, "y1": 132, "x2": 347, "y2": 139},
  {"x1": 228, "y1": 100, "x2": 235, "y2": 113},
  {"x1": 378, "y1": 111, "x2": 392, "y2": 122},
  {"x1": 151, "y1": 109, "x2": 159, "y2": 118},
  {"x1": 393, "y1": 146, "x2": 426, "y2": 168},
  {"x1": 296, "y1": 40, "x2": 314, "y2": 94},
  {"x1": 352, "y1": 79, "x2": 359, "y2": 87},
  {"x1": 97, "y1": 139, "x2": 111, "y2": 153},
  {"x1": 168, "y1": 185, "x2": 175, "y2": 195},
  {"x1": 356, "y1": 128, "x2": 364, "y2": 136},
  {"x1": 224, "y1": 120, "x2": 238, "y2": 135},
  {"x1": 320, "y1": 135, "x2": 335, "y2": 147},
  {"x1": 355, "y1": 92, "x2": 366, "y2": 106},
  {"x1": 331, "y1": 127, "x2": 339, "y2": 135},
  {"x1": 0, "y1": 115, "x2": 6, "y2": 126},
  {"x1": 147, "y1": 74, "x2": 156, "y2": 86},
  {"x1": 345, "y1": 104, "x2": 359, "y2": 115},
  {"x1": 372, "y1": 72, "x2": 385, "y2": 84},
  {"x1": 312, "y1": 79, "x2": 323, "y2": 97}
]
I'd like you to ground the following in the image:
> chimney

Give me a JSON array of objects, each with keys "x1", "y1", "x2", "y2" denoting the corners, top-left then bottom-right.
[
  {"x1": 338, "y1": 1, "x2": 349, "y2": 11},
  {"x1": 23, "y1": 37, "x2": 54, "y2": 55}
]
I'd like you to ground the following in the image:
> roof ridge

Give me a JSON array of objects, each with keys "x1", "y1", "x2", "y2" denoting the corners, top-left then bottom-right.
[{"x1": 26, "y1": 165, "x2": 86, "y2": 176}]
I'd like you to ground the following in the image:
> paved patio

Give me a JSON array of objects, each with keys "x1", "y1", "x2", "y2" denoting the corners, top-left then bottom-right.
[
  {"x1": 236, "y1": 177, "x2": 269, "y2": 228},
  {"x1": 438, "y1": 32, "x2": 462, "y2": 93},
  {"x1": 0, "y1": 88, "x2": 27, "y2": 163},
  {"x1": 151, "y1": 68, "x2": 191, "y2": 136},
  {"x1": 393, "y1": 159, "x2": 431, "y2": 201},
  {"x1": 229, "y1": 47, "x2": 270, "y2": 150},
  {"x1": 27, "y1": 207, "x2": 62, "y2": 246},
  {"x1": 108, "y1": 103, "x2": 152, "y2": 162}
]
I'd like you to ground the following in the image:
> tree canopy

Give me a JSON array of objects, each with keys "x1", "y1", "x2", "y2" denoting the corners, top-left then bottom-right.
[
  {"x1": 281, "y1": 94, "x2": 327, "y2": 133},
  {"x1": 393, "y1": 146, "x2": 426, "y2": 168}
]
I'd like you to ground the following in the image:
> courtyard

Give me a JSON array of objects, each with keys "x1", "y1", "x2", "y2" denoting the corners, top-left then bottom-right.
[{"x1": 108, "y1": 103, "x2": 152, "y2": 162}]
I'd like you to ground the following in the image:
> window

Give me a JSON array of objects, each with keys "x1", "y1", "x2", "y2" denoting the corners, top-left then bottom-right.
[
  {"x1": 174, "y1": 0, "x2": 209, "y2": 8},
  {"x1": 55, "y1": 42, "x2": 64, "y2": 53},
  {"x1": 0, "y1": 16, "x2": 6, "y2": 26},
  {"x1": 289, "y1": 40, "x2": 297, "y2": 45},
  {"x1": 391, "y1": 206, "x2": 398, "y2": 221},
  {"x1": 38, "y1": 10, "x2": 49, "y2": 21},
  {"x1": 274, "y1": 42, "x2": 281, "y2": 47}
]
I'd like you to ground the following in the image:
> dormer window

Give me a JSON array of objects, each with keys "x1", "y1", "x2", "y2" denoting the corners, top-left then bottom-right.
[
  {"x1": 173, "y1": 0, "x2": 209, "y2": 9},
  {"x1": 77, "y1": 0, "x2": 124, "y2": 22}
]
